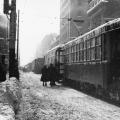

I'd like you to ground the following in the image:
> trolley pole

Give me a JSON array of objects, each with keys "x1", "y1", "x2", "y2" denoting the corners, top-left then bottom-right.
[{"x1": 9, "y1": 0, "x2": 19, "y2": 79}]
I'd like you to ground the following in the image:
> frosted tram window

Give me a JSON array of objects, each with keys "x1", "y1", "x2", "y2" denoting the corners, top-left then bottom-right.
[
  {"x1": 84, "y1": 50, "x2": 86, "y2": 61},
  {"x1": 84, "y1": 41, "x2": 86, "y2": 49},
  {"x1": 91, "y1": 38, "x2": 95, "y2": 47},
  {"x1": 96, "y1": 36, "x2": 101, "y2": 46},
  {"x1": 76, "y1": 44, "x2": 79, "y2": 52},
  {"x1": 91, "y1": 48, "x2": 95, "y2": 60},
  {"x1": 87, "y1": 49, "x2": 91, "y2": 61},
  {"x1": 79, "y1": 48, "x2": 84, "y2": 62},
  {"x1": 96, "y1": 46, "x2": 101, "y2": 60},
  {"x1": 87, "y1": 40, "x2": 90, "y2": 48}
]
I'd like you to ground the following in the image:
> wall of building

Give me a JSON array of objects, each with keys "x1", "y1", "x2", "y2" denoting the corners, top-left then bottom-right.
[
  {"x1": 88, "y1": 0, "x2": 120, "y2": 30},
  {"x1": 60, "y1": 0, "x2": 120, "y2": 45},
  {"x1": 60, "y1": 0, "x2": 89, "y2": 43}
]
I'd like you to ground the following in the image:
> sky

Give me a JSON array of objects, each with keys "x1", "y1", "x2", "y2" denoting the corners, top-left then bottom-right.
[{"x1": 17, "y1": 0, "x2": 60, "y2": 66}]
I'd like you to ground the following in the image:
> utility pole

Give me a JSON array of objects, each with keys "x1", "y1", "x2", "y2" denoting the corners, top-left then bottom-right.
[
  {"x1": 4, "y1": 0, "x2": 19, "y2": 79},
  {"x1": 9, "y1": 0, "x2": 17, "y2": 78},
  {"x1": 16, "y1": 10, "x2": 20, "y2": 80}
]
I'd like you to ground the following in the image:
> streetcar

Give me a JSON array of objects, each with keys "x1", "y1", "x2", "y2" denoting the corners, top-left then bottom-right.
[{"x1": 45, "y1": 18, "x2": 120, "y2": 101}]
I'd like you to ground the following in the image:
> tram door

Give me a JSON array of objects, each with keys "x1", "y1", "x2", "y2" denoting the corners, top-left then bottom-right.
[
  {"x1": 56, "y1": 48, "x2": 64, "y2": 81},
  {"x1": 110, "y1": 29, "x2": 120, "y2": 83}
]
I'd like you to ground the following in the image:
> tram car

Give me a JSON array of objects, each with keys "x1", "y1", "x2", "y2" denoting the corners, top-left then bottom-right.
[
  {"x1": 45, "y1": 18, "x2": 120, "y2": 101},
  {"x1": 44, "y1": 44, "x2": 64, "y2": 80}
]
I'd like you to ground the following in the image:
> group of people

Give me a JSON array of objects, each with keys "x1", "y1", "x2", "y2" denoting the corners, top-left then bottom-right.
[{"x1": 41, "y1": 64, "x2": 59, "y2": 87}]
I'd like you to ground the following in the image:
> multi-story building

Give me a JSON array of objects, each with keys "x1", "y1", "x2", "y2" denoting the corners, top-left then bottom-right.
[
  {"x1": 60, "y1": 0, "x2": 89, "y2": 44},
  {"x1": 87, "y1": 0, "x2": 120, "y2": 30},
  {"x1": 60, "y1": 0, "x2": 120, "y2": 45}
]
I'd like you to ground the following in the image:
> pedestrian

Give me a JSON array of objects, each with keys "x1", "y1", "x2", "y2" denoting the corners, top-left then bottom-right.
[
  {"x1": 41, "y1": 65, "x2": 48, "y2": 86},
  {"x1": 54, "y1": 63, "x2": 59, "y2": 82},
  {"x1": 49, "y1": 64, "x2": 56, "y2": 87},
  {"x1": 0, "y1": 55, "x2": 7, "y2": 82}
]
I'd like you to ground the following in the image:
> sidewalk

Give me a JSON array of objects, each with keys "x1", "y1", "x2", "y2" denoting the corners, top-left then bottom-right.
[{"x1": 0, "y1": 77, "x2": 21, "y2": 120}]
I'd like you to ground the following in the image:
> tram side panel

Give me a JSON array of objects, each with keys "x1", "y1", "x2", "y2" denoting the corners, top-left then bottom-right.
[
  {"x1": 64, "y1": 32, "x2": 111, "y2": 89},
  {"x1": 108, "y1": 28, "x2": 120, "y2": 90}
]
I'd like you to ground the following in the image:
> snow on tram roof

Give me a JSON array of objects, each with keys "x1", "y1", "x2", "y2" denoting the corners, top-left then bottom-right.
[
  {"x1": 64, "y1": 18, "x2": 120, "y2": 47},
  {"x1": 46, "y1": 44, "x2": 64, "y2": 54}
]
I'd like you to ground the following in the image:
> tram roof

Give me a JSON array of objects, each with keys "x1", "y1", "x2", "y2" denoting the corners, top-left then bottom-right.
[
  {"x1": 45, "y1": 44, "x2": 64, "y2": 55},
  {"x1": 64, "y1": 18, "x2": 120, "y2": 47}
]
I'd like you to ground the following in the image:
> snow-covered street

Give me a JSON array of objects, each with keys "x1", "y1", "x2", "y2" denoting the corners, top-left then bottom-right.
[{"x1": 16, "y1": 72, "x2": 120, "y2": 120}]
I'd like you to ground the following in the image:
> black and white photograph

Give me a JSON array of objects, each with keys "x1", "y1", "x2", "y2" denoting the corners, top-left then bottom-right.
[{"x1": 0, "y1": 0, "x2": 120, "y2": 120}]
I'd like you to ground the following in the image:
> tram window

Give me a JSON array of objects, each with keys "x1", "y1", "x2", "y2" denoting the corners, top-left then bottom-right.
[
  {"x1": 70, "y1": 46, "x2": 72, "y2": 53},
  {"x1": 68, "y1": 47, "x2": 70, "y2": 53},
  {"x1": 67, "y1": 48, "x2": 69, "y2": 54},
  {"x1": 79, "y1": 42, "x2": 82, "y2": 50},
  {"x1": 84, "y1": 41, "x2": 86, "y2": 49},
  {"x1": 72, "y1": 46, "x2": 74, "y2": 52},
  {"x1": 79, "y1": 51, "x2": 81, "y2": 62},
  {"x1": 96, "y1": 36, "x2": 101, "y2": 46},
  {"x1": 74, "y1": 52, "x2": 76, "y2": 62},
  {"x1": 78, "y1": 51, "x2": 79, "y2": 62},
  {"x1": 87, "y1": 49, "x2": 91, "y2": 61},
  {"x1": 76, "y1": 44, "x2": 79, "y2": 52},
  {"x1": 68, "y1": 53, "x2": 70, "y2": 62},
  {"x1": 91, "y1": 48, "x2": 95, "y2": 60},
  {"x1": 76, "y1": 52, "x2": 79, "y2": 62},
  {"x1": 67, "y1": 47, "x2": 68, "y2": 54},
  {"x1": 91, "y1": 38, "x2": 95, "y2": 47},
  {"x1": 96, "y1": 46, "x2": 101, "y2": 60},
  {"x1": 87, "y1": 40, "x2": 90, "y2": 48},
  {"x1": 84, "y1": 50, "x2": 86, "y2": 61},
  {"x1": 72, "y1": 53, "x2": 74, "y2": 62},
  {"x1": 71, "y1": 53, "x2": 73, "y2": 62},
  {"x1": 65, "y1": 49, "x2": 67, "y2": 55},
  {"x1": 67, "y1": 55, "x2": 69, "y2": 63},
  {"x1": 74, "y1": 45, "x2": 76, "y2": 52}
]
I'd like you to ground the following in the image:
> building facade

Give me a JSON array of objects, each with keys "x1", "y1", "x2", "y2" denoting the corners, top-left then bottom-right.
[
  {"x1": 87, "y1": 0, "x2": 120, "y2": 30},
  {"x1": 60, "y1": 0, "x2": 120, "y2": 46},
  {"x1": 60, "y1": 0, "x2": 89, "y2": 44}
]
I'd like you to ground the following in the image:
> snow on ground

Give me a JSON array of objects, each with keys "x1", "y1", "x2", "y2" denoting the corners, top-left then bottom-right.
[
  {"x1": 17, "y1": 72, "x2": 120, "y2": 120},
  {"x1": 0, "y1": 76, "x2": 21, "y2": 120}
]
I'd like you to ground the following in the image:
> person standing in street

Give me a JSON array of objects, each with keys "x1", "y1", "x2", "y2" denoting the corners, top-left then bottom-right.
[
  {"x1": 41, "y1": 65, "x2": 48, "y2": 86},
  {"x1": 49, "y1": 64, "x2": 56, "y2": 87}
]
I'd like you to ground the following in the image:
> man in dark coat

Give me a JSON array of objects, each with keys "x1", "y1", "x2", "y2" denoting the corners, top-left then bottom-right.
[
  {"x1": 49, "y1": 64, "x2": 56, "y2": 87},
  {"x1": 41, "y1": 65, "x2": 48, "y2": 86}
]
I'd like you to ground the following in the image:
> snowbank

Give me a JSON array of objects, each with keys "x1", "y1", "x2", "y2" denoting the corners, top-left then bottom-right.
[{"x1": 0, "y1": 77, "x2": 22, "y2": 120}]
